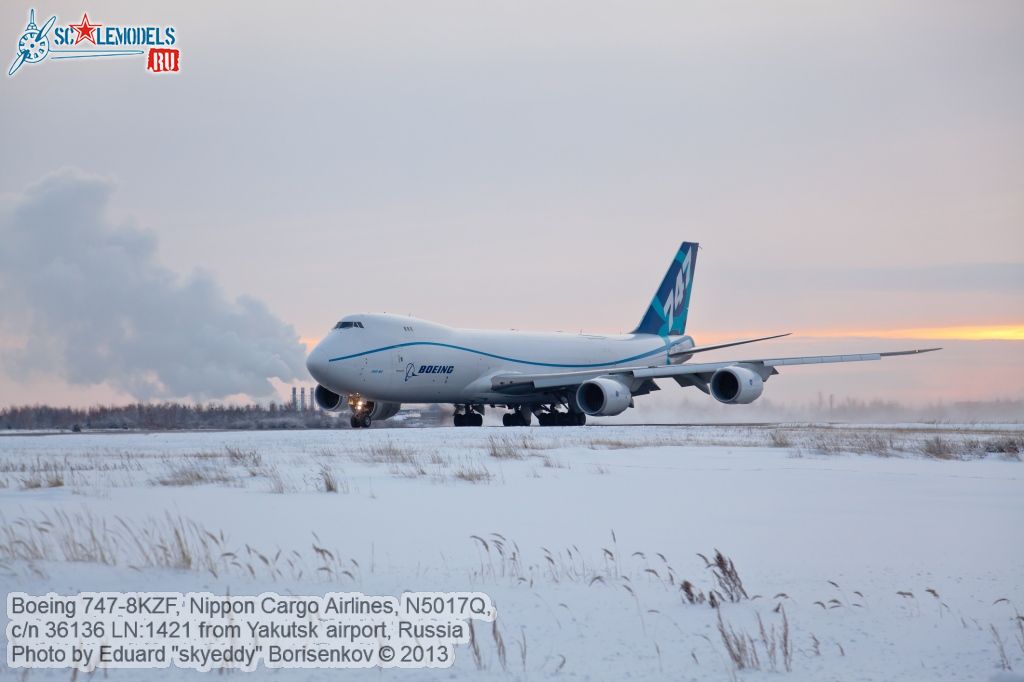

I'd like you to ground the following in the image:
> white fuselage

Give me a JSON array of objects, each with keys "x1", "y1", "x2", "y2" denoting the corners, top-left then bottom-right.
[{"x1": 306, "y1": 313, "x2": 693, "y2": 405}]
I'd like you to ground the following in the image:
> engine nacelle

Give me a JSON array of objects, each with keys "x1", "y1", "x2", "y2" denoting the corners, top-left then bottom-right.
[
  {"x1": 710, "y1": 366, "x2": 764, "y2": 405},
  {"x1": 314, "y1": 385, "x2": 345, "y2": 412},
  {"x1": 576, "y1": 377, "x2": 632, "y2": 416},
  {"x1": 367, "y1": 401, "x2": 401, "y2": 421}
]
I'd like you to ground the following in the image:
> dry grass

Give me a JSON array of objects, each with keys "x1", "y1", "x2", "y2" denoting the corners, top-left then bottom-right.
[
  {"x1": 391, "y1": 461, "x2": 428, "y2": 478},
  {"x1": 810, "y1": 432, "x2": 899, "y2": 457},
  {"x1": 0, "y1": 510, "x2": 215, "y2": 571},
  {"x1": 991, "y1": 624, "x2": 1013, "y2": 671},
  {"x1": 487, "y1": 435, "x2": 528, "y2": 460},
  {"x1": 153, "y1": 463, "x2": 232, "y2": 487},
  {"x1": 319, "y1": 463, "x2": 344, "y2": 493},
  {"x1": 0, "y1": 510, "x2": 354, "y2": 582},
  {"x1": 541, "y1": 455, "x2": 567, "y2": 469},
  {"x1": 920, "y1": 436, "x2": 956, "y2": 460},
  {"x1": 492, "y1": 619, "x2": 507, "y2": 671},
  {"x1": 264, "y1": 466, "x2": 287, "y2": 494},
  {"x1": 360, "y1": 441, "x2": 417, "y2": 465},
  {"x1": 716, "y1": 606, "x2": 794, "y2": 674},
  {"x1": 799, "y1": 428, "x2": 1024, "y2": 460},
  {"x1": 587, "y1": 437, "x2": 637, "y2": 449},
  {"x1": 717, "y1": 610, "x2": 759, "y2": 670},
  {"x1": 20, "y1": 471, "x2": 65, "y2": 490},
  {"x1": 768, "y1": 431, "x2": 792, "y2": 448},
  {"x1": 455, "y1": 462, "x2": 493, "y2": 483},
  {"x1": 985, "y1": 436, "x2": 1023, "y2": 457},
  {"x1": 584, "y1": 432, "x2": 718, "y2": 450},
  {"x1": 226, "y1": 446, "x2": 262, "y2": 468},
  {"x1": 707, "y1": 549, "x2": 748, "y2": 603},
  {"x1": 468, "y1": 619, "x2": 483, "y2": 670}
]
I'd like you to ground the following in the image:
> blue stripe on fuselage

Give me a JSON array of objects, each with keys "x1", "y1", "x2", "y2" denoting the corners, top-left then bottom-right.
[{"x1": 327, "y1": 338, "x2": 687, "y2": 369}]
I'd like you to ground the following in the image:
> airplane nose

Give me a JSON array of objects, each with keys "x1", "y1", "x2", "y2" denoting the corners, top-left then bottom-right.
[{"x1": 305, "y1": 340, "x2": 331, "y2": 384}]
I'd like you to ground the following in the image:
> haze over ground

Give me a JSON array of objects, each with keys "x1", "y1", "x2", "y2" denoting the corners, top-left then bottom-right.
[{"x1": 1, "y1": 1, "x2": 1021, "y2": 408}]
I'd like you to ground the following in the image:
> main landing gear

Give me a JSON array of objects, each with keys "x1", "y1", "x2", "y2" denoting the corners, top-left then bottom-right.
[
  {"x1": 453, "y1": 406, "x2": 484, "y2": 427},
  {"x1": 536, "y1": 410, "x2": 586, "y2": 427},
  {"x1": 500, "y1": 407, "x2": 586, "y2": 427},
  {"x1": 501, "y1": 409, "x2": 531, "y2": 427}
]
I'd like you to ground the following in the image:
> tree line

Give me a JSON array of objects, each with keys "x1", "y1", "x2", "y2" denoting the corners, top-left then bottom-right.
[{"x1": 0, "y1": 402, "x2": 345, "y2": 431}]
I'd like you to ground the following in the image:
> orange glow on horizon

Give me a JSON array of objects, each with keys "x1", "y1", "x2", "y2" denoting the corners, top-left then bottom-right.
[
  {"x1": 701, "y1": 324, "x2": 1023, "y2": 343},
  {"x1": 794, "y1": 324, "x2": 1024, "y2": 341}
]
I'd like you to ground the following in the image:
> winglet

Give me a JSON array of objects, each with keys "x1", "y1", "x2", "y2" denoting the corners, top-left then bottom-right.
[{"x1": 879, "y1": 348, "x2": 942, "y2": 357}]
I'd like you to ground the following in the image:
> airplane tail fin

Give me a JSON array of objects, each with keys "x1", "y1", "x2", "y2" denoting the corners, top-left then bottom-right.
[{"x1": 631, "y1": 241, "x2": 698, "y2": 336}]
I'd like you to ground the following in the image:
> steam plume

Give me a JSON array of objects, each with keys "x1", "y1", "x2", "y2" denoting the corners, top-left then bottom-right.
[{"x1": 0, "y1": 169, "x2": 306, "y2": 401}]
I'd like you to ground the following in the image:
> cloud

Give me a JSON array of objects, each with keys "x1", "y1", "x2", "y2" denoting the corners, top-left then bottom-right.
[{"x1": 0, "y1": 169, "x2": 307, "y2": 401}]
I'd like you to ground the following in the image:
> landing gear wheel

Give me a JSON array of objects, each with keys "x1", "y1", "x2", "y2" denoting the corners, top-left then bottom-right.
[
  {"x1": 360, "y1": 414, "x2": 372, "y2": 428},
  {"x1": 454, "y1": 413, "x2": 466, "y2": 427},
  {"x1": 575, "y1": 412, "x2": 586, "y2": 426},
  {"x1": 350, "y1": 415, "x2": 360, "y2": 429},
  {"x1": 471, "y1": 413, "x2": 483, "y2": 427},
  {"x1": 503, "y1": 411, "x2": 530, "y2": 426}
]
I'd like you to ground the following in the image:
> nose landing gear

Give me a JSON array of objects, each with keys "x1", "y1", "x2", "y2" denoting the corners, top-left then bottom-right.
[
  {"x1": 348, "y1": 395, "x2": 372, "y2": 428},
  {"x1": 350, "y1": 413, "x2": 372, "y2": 428}
]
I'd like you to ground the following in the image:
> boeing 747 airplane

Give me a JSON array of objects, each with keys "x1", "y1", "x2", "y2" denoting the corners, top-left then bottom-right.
[{"x1": 305, "y1": 242, "x2": 938, "y2": 428}]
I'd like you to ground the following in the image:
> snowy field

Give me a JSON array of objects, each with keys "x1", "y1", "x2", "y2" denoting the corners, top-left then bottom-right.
[{"x1": 1, "y1": 423, "x2": 1023, "y2": 681}]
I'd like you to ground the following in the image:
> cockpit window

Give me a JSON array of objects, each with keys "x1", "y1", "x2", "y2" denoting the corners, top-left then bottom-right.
[{"x1": 333, "y1": 320, "x2": 365, "y2": 330}]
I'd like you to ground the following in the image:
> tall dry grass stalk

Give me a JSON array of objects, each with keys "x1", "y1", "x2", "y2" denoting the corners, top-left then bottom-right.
[
  {"x1": 487, "y1": 435, "x2": 528, "y2": 460},
  {"x1": 991, "y1": 624, "x2": 1013, "y2": 671},
  {"x1": 0, "y1": 510, "x2": 353, "y2": 583}
]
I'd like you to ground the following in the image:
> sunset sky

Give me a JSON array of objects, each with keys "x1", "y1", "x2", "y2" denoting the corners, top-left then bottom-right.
[{"x1": 1, "y1": 1, "x2": 1021, "y2": 408}]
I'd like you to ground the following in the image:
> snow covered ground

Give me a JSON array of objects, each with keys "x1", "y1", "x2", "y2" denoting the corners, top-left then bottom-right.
[{"x1": 1, "y1": 423, "x2": 1022, "y2": 680}]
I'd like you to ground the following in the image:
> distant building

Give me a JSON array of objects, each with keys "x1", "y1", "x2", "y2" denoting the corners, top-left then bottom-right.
[{"x1": 300, "y1": 387, "x2": 306, "y2": 412}]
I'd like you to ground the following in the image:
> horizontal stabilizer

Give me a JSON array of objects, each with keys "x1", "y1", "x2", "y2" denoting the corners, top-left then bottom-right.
[{"x1": 675, "y1": 333, "x2": 791, "y2": 356}]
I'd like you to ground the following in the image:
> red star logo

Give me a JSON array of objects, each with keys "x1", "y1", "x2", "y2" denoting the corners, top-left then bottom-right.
[{"x1": 69, "y1": 13, "x2": 102, "y2": 45}]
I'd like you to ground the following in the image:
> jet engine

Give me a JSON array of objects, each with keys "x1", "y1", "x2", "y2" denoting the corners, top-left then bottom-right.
[
  {"x1": 576, "y1": 377, "x2": 632, "y2": 416},
  {"x1": 314, "y1": 384, "x2": 344, "y2": 411},
  {"x1": 365, "y1": 401, "x2": 401, "y2": 421},
  {"x1": 709, "y1": 366, "x2": 764, "y2": 404}
]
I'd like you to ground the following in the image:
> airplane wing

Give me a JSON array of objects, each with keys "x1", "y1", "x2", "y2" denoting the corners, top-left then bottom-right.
[{"x1": 490, "y1": 348, "x2": 941, "y2": 394}]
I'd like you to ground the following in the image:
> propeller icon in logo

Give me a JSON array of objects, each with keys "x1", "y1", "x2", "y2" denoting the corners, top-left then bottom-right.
[{"x1": 10, "y1": 9, "x2": 57, "y2": 77}]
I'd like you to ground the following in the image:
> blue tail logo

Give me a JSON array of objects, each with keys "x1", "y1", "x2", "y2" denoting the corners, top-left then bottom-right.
[{"x1": 631, "y1": 241, "x2": 698, "y2": 337}]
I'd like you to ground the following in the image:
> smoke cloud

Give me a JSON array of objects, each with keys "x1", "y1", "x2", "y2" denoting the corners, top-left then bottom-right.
[{"x1": 0, "y1": 169, "x2": 307, "y2": 401}]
